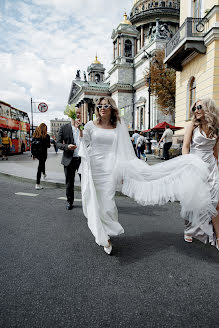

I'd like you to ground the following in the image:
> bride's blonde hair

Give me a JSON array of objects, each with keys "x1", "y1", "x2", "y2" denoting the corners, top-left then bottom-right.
[
  {"x1": 94, "y1": 97, "x2": 120, "y2": 128},
  {"x1": 191, "y1": 98, "x2": 219, "y2": 138}
]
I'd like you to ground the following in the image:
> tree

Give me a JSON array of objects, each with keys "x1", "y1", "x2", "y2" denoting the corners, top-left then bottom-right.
[{"x1": 145, "y1": 49, "x2": 176, "y2": 121}]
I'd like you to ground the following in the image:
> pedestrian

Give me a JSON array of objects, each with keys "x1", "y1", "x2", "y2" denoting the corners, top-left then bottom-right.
[
  {"x1": 2, "y1": 131, "x2": 12, "y2": 160},
  {"x1": 57, "y1": 108, "x2": 82, "y2": 210},
  {"x1": 79, "y1": 97, "x2": 214, "y2": 256},
  {"x1": 131, "y1": 130, "x2": 140, "y2": 156},
  {"x1": 136, "y1": 132, "x2": 146, "y2": 159},
  {"x1": 158, "y1": 124, "x2": 173, "y2": 160},
  {"x1": 52, "y1": 136, "x2": 58, "y2": 153},
  {"x1": 182, "y1": 98, "x2": 219, "y2": 250},
  {"x1": 31, "y1": 123, "x2": 50, "y2": 190}
]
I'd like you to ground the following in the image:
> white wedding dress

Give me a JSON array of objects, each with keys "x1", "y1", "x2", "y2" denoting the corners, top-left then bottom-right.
[{"x1": 79, "y1": 120, "x2": 217, "y2": 247}]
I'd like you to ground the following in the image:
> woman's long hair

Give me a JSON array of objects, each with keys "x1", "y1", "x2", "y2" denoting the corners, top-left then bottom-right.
[
  {"x1": 33, "y1": 123, "x2": 47, "y2": 138},
  {"x1": 95, "y1": 97, "x2": 120, "y2": 128},
  {"x1": 191, "y1": 98, "x2": 219, "y2": 138}
]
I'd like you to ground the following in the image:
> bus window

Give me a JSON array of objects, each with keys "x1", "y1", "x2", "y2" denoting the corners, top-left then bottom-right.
[
  {"x1": 23, "y1": 113, "x2": 30, "y2": 123},
  {"x1": 1, "y1": 104, "x2": 10, "y2": 118},
  {"x1": 11, "y1": 108, "x2": 17, "y2": 120},
  {"x1": 0, "y1": 105, "x2": 3, "y2": 116},
  {"x1": 12, "y1": 131, "x2": 18, "y2": 139}
]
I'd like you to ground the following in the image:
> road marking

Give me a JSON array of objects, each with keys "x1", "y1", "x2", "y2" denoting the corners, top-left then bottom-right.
[
  {"x1": 57, "y1": 197, "x2": 82, "y2": 202},
  {"x1": 15, "y1": 192, "x2": 39, "y2": 197}
]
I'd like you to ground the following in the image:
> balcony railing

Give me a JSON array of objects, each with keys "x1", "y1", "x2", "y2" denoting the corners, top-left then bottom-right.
[
  {"x1": 166, "y1": 17, "x2": 208, "y2": 58},
  {"x1": 130, "y1": 0, "x2": 180, "y2": 20}
]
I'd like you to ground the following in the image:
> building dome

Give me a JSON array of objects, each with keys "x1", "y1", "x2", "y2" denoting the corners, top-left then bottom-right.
[
  {"x1": 120, "y1": 12, "x2": 132, "y2": 25},
  {"x1": 93, "y1": 55, "x2": 101, "y2": 65}
]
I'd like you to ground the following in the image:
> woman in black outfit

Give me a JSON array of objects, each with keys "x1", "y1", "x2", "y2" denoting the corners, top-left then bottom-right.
[{"x1": 31, "y1": 123, "x2": 50, "y2": 190}]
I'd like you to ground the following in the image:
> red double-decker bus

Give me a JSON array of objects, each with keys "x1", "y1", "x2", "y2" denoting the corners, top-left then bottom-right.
[{"x1": 0, "y1": 100, "x2": 30, "y2": 154}]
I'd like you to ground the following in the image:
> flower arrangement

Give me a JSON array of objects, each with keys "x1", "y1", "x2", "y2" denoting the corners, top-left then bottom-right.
[
  {"x1": 64, "y1": 104, "x2": 77, "y2": 120},
  {"x1": 64, "y1": 104, "x2": 84, "y2": 130}
]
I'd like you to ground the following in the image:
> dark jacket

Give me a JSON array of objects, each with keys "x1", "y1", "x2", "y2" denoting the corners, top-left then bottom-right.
[
  {"x1": 31, "y1": 134, "x2": 50, "y2": 160},
  {"x1": 56, "y1": 123, "x2": 77, "y2": 166}
]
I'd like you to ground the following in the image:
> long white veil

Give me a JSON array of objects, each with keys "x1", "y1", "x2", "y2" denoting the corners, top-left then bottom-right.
[{"x1": 113, "y1": 119, "x2": 216, "y2": 225}]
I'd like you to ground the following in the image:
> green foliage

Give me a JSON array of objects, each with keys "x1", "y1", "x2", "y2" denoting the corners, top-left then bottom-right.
[{"x1": 64, "y1": 104, "x2": 77, "y2": 120}]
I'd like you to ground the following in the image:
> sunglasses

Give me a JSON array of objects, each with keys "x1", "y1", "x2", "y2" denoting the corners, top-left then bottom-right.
[
  {"x1": 192, "y1": 104, "x2": 203, "y2": 112},
  {"x1": 97, "y1": 105, "x2": 111, "y2": 110}
]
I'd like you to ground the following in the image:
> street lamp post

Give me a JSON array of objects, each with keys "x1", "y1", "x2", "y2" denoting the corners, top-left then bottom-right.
[{"x1": 144, "y1": 50, "x2": 153, "y2": 154}]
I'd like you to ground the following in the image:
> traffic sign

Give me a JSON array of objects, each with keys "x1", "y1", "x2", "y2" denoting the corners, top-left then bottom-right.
[{"x1": 38, "y1": 102, "x2": 48, "y2": 112}]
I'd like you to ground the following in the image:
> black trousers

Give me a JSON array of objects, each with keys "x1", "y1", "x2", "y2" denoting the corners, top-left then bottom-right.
[
  {"x1": 163, "y1": 142, "x2": 172, "y2": 160},
  {"x1": 37, "y1": 157, "x2": 46, "y2": 184},
  {"x1": 64, "y1": 157, "x2": 81, "y2": 205}
]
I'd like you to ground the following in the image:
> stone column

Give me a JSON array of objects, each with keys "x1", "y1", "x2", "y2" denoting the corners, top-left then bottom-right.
[
  {"x1": 117, "y1": 38, "x2": 120, "y2": 57},
  {"x1": 113, "y1": 43, "x2": 115, "y2": 60},
  {"x1": 121, "y1": 37, "x2": 124, "y2": 56},
  {"x1": 84, "y1": 101, "x2": 88, "y2": 123},
  {"x1": 134, "y1": 39, "x2": 137, "y2": 56},
  {"x1": 141, "y1": 26, "x2": 144, "y2": 48}
]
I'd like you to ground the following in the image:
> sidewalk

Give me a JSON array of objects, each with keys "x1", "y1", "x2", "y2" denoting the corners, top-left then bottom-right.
[{"x1": 0, "y1": 149, "x2": 163, "y2": 189}]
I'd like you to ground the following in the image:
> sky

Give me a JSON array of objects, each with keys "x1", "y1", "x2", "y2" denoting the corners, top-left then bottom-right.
[{"x1": 0, "y1": 0, "x2": 133, "y2": 130}]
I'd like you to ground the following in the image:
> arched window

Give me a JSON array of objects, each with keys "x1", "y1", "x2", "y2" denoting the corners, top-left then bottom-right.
[
  {"x1": 125, "y1": 40, "x2": 132, "y2": 57},
  {"x1": 95, "y1": 74, "x2": 100, "y2": 82}
]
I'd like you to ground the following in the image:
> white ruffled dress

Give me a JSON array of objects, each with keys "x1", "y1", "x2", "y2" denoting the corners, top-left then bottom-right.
[
  {"x1": 79, "y1": 120, "x2": 217, "y2": 247},
  {"x1": 184, "y1": 127, "x2": 219, "y2": 247}
]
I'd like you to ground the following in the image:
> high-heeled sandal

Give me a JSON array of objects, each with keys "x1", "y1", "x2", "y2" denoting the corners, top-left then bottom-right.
[
  {"x1": 184, "y1": 234, "x2": 193, "y2": 243},
  {"x1": 104, "y1": 241, "x2": 112, "y2": 255}
]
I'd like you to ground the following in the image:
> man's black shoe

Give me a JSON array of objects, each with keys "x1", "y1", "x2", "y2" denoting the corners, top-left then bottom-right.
[{"x1": 66, "y1": 202, "x2": 73, "y2": 210}]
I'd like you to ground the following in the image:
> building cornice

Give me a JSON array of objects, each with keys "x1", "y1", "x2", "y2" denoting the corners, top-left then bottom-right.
[
  {"x1": 204, "y1": 26, "x2": 219, "y2": 47},
  {"x1": 109, "y1": 83, "x2": 133, "y2": 93},
  {"x1": 108, "y1": 62, "x2": 134, "y2": 75},
  {"x1": 133, "y1": 78, "x2": 146, "y2": 90}
]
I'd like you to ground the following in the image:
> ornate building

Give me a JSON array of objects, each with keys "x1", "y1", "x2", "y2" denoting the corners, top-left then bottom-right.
[
  {"x1": 68, "y1": 0, "x2": 180, "y2": 130},
  {"x1": 164, "y1": 0, "x2": 219, "y2": 142}
]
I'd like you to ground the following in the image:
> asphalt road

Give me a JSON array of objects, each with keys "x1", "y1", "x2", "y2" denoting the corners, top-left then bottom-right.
[{"x1": 0, "y1": 175, "x2": 219, "y2": 328}]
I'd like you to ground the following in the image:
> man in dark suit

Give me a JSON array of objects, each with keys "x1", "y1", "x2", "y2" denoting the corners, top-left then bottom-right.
[{"x1": 57, "y1": 108, "x2": 82, "y2": 210}]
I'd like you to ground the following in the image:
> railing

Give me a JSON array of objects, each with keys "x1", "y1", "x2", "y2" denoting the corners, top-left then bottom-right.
[
  {"x1": 166, "y1": 17, "x2": 208, "y2": 57},
  {"x1": 130, "y1": 0, "x2": 180, "y2": 19}
]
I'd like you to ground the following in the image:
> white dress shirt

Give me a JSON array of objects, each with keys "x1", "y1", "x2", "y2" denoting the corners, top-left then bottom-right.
[
  {"x1": 72, "y1": 125, "x2": 80, "y2": 157},
  {"x1": 162, "y1": 128, "x2": 173, "y2": 143}
]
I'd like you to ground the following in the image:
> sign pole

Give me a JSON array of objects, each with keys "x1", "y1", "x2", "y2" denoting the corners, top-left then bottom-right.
[{"x1": 31, "y1": 97, "x2": 33, "y2": 136}]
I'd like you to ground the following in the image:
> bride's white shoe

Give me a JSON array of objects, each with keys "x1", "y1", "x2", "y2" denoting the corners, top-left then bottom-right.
[
  {"x1": 104, "y1": 242, "x2": 112, "y2": 255},
  {"x1": 184, "y1": 234, "x2": 193, "y2": 243}
]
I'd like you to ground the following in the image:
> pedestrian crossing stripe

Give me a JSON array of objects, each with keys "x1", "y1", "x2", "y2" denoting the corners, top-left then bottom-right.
[
  {"x1": 15, "y1": 192, "x2": 39, "y2": 197},
  {"x1": 58, "y1": 197, "x2": 82, "y2": 202}
]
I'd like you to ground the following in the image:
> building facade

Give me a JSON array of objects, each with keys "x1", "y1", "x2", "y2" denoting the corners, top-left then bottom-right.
[
  {"x1": 50, "y1": 118, "x2": 71, "y2": 137},
  {"x1": 164, "y1": 0, "x2": 219, "y2": 141},
  {"x1": 69, "y1": 0, "x2": 180, "y2": 130}
]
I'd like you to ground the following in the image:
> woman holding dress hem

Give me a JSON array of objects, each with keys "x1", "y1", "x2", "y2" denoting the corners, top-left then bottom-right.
[{"x1": 182, "y1": 98, "x2": 219, "y2": 249}]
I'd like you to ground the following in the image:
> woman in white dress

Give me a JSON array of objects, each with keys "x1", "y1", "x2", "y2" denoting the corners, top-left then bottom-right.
[
  {"x1": 79, "y1": 97, "x2": 216, "y2": 255},
  {"x1": 183, "y1": 98, "x2": 219, "y2": 249}
]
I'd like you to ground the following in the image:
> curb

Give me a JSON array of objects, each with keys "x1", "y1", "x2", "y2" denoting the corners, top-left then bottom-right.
[
  {"x1": 0, "y1": 171, "x2": 80, "y2": 191},
  {"x1": 0, "y1": 172, "x2": 125, "y2": 196}
]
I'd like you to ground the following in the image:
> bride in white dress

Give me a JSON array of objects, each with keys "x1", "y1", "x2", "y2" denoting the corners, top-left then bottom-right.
[{"x1": 79, "y1": 97, "x2": 217, "y2": 255}]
